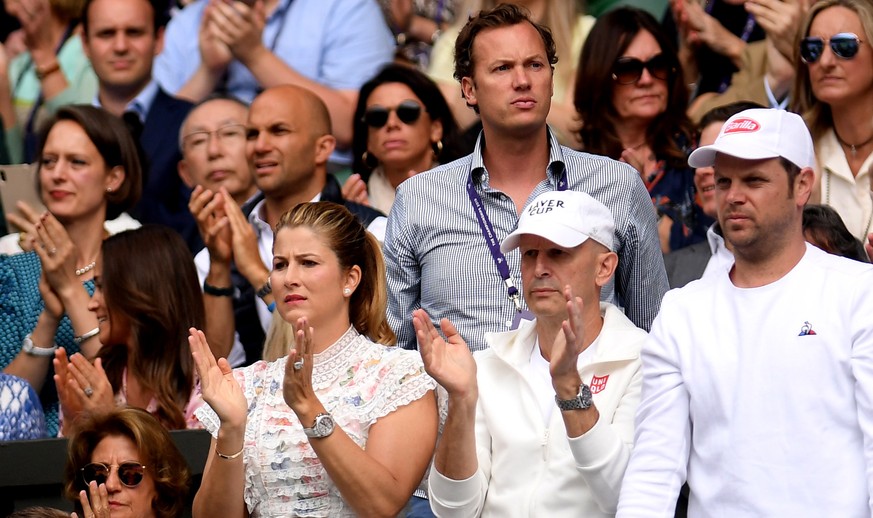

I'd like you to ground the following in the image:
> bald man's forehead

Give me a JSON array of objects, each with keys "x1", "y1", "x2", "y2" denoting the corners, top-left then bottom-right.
[{"x1": 249, "y1": 89, "x2": 329, "y2": 135}]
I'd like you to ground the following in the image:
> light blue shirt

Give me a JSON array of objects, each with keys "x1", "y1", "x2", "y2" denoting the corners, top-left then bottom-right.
[
  {"x1": 154, "y1": 0, "x2": 394, "y2": 103},
  {"x1": 92, "y1": 79, "x2": 159, "y2": 123},
  {"x1": 385, "y1": 129, "x2": 668, "y2": 351}
]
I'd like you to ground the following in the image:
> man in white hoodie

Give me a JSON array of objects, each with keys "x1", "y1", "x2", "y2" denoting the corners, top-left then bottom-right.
[
  {"x1": 415, "y1": 190, "x2": 646, "y2": 517},
  {"x1": 618, "y1": 109, "x2": 873, "y2": 516}
]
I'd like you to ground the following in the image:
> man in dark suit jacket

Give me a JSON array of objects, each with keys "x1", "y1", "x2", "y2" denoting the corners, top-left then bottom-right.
[{"x1": 82, "y1": 0, "x2": 201, "y2": 253}]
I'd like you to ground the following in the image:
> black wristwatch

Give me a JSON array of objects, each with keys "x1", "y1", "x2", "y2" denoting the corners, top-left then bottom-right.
[
  {"x1": 555, "y1": 383, "x2": 593, "y2": 411},
  {"x1": 256, "y1": 278, "x2": 272, "y2": 299}
]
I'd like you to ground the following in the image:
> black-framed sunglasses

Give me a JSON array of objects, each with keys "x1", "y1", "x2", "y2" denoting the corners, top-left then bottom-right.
[
  {"x1": 81, "y1": 462, "x2": 147, "y2": 488},
  {"x1": 800, "y1": 33, "x2": 863, "y2": 63},
  {"x1": 611, "y1": 54, "x2": 675, "y2": 85},
  {"x1": 362, "y1": 100, "x2": 422, "y2": 128}
]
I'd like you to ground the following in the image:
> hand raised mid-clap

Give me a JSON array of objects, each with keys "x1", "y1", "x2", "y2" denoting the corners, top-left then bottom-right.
[
  {"x1": 413, "y1": 309, "x2": 477, "y2": 401},
  {"x1": 189, "y1": 328, "x2": 247, "y2": 427}
]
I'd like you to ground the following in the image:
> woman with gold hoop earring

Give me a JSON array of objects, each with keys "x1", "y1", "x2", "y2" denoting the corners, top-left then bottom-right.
[{"x1": 346, "y1": 64, "x2": 462, "y2": 215}]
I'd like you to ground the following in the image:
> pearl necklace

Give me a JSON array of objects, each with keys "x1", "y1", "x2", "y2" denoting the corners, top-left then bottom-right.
[{"x1": 75, "y1": 261, "x2": 96, "y2": 276}]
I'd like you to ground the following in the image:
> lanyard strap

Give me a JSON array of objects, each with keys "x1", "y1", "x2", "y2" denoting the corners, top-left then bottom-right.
[{"x1": 466, "y1": 166, "x2": 566, "y2": 312}]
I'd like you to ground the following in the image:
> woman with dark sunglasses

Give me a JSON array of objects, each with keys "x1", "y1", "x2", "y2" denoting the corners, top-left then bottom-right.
[
  {"x1": 574, "y1": 7, "x2": 711, "y2": 254},
  {"x1": 791, "y1": 0, "x2": 873, "y2": 243},
  {"x1": 347, "y1": 64, "x2": 462, "y2": 215},
  {"x1": 63, "y1": 407, "x2": 190, "y2": 518}
]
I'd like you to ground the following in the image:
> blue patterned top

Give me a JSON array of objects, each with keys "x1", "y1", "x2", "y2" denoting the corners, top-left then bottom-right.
[
  {"x1": 0, "y1": 252, "x2": 93, "y2": 436},
  {"x1": 0, "y1": 373, "x2": 46, "y2": 439}
]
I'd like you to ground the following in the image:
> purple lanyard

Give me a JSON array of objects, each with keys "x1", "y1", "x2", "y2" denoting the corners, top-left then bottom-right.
[{"x1": 465, "y1": 167, "x2": 567, "y2": 312}]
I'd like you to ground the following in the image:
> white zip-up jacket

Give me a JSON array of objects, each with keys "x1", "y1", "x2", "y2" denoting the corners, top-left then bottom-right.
[{"x1": 429, "y1": 303, "x2": 646, "y2": 517}]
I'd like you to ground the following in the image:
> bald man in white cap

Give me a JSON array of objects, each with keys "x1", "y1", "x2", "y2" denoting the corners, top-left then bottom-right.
[
  {"x1": 415, "y1": 189, "x2": 647, "y2": 517},
  {"x1": 618, "y1": 109, "x2": 873, "y2": 517}
]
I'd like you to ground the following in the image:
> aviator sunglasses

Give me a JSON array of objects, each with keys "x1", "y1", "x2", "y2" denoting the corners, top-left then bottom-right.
[
  {"x1": 611, "y1": 54, "x2": 674, "y2": 85},
  {"x1": 362, "y1": 100, "x2": 422, "y2": 128},
  {"x1": 81, "y1": 462, "x2": 147, "y2": 488},
  {"x1": 800, "y1": 33, "x2": 863, "y2": 63}
]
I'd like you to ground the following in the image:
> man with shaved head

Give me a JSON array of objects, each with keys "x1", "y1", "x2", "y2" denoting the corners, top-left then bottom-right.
[{"x1": 193, "y1": 85, "x2": 384, "y2": 366}]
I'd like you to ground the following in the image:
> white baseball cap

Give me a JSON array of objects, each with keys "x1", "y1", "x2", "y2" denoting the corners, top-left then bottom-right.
[
  {"x1": 500, "y1": 190, "x2": 615, "y2": 253},
  {"x1": 688, "y1": 108, "x2": 815, "y2": 170}
]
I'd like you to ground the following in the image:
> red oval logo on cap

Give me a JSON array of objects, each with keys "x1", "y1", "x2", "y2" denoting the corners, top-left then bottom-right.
[{"x1": 723, "y1": 118, "x2": 760, "y2": 134}]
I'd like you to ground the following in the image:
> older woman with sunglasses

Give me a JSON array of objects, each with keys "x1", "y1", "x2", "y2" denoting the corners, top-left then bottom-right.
[
  {"x1": 574, "y1": 7, "x2": 711, "y2": 253},
  {"x1": 791, "y1": 0, "x2": 873, "y2": 242},
  {"x1": 63, "y1": 407, "x2": 190, "y2": 518},
  {"x1": 344, "y1": 64, "x2": 461, "y2": 215}
]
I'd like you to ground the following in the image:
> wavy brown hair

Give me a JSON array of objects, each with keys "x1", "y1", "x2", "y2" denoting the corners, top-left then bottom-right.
[
  {"x1": 574, "y1": 7, "x2": 692, "y2": 165},
  {"x1": 266, "y1": 202, "x2": 395, "y2": 358},
  {"x1": 98, "y1": 226, "x2": 203, "y2": 429},
  {"x1": 64, "y1": 408, "x2": 190, "y2": 518}
]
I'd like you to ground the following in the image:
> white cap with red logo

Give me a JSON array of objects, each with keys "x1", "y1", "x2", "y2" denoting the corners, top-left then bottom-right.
[{"x1": 688, "y1": 108, "x2": 815, "y2": 170}]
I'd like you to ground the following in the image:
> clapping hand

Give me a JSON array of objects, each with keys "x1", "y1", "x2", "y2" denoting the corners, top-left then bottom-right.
[
  {"x1": 189, "y1": 186, "x2": 233, "y2": 264},
  {"x1": 206, "y1": 0, "x2": 267, "y2": 65},
  {"x1": 282, "y1": 317, "x2": 318, "y2": 415},
  {"x1": 414, "y1": 309, "x2": 477, "y2": 401},
  {"x1": 221, "y1": 187, "x2": 268, "y2": 283},
  {"x1": 54, "y1": 349, "x2": 114, "y2": 432},
  {"x1": 6, "y1": 200, "x2": 43, "y2": 252},
  {"x1": 341, "y1": 174, "x2": 370, "y2": 206},
  {"x1": 549, "y1": 286, "x2": 585, "y2": 394},
  {"x1": 198, "y1": 1, "x2": 233, "y2": 74},
  {"x1": 189, "y1": 328, "x2": 247, "y2": 427}
]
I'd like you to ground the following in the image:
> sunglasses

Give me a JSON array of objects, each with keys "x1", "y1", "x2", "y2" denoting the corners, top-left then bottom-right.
[
  {"x1": 362, "y1": 100, "x2": 422, "y2": 128},
  {"x1": 81, "y1": 462, "x2": 147, "y2": 488},
  {"x1": 800, "y1": 33, "x2": 863, "y2": 63},
  {"x1": 612, "y1": 54, "x2": 674, "y2": 85}
]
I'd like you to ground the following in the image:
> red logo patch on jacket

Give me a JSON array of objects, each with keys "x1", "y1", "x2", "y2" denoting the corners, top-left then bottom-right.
[{"x1": 590, "y1": 374, "x2": 609, "y2": 394}]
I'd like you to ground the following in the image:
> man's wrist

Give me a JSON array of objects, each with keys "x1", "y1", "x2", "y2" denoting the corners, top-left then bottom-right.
[
  {"x1": 553, "y1": 377, "x2": 583, "y2": 400},
  {"x1": 237, "y1": 43, "x2": 268, "y2": 67},
  {"x1": 207, "y1": 260, "x2": 232, "y2": 278},
  {"x1": 242, "y1": 265, "x2": 270, "y2": 290},
  {"x1": 448, "y1": 389, "x2": 479, "y2": 413}
]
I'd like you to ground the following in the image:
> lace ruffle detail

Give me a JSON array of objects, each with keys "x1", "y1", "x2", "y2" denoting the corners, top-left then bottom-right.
[
  {"x1": 210, "y1": 333, "x2": 435, "y2": 517},
  {"x1": 310, "y1": 326, "x2": 361, "y2": 390}
]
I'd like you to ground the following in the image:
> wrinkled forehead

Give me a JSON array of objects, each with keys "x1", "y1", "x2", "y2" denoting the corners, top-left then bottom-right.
[{"x1": 185, "y1": 99, "x2": 248, "y2": 132}]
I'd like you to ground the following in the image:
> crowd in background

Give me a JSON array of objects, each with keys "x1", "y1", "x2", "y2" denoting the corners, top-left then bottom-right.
[{"x1": 0, "y1": 0, "x2": 872, "y2": 516}]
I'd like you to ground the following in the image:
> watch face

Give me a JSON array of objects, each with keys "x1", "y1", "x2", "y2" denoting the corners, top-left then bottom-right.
[{"x1": 314, "y1": 414, "x2": 335, "y2": 437}]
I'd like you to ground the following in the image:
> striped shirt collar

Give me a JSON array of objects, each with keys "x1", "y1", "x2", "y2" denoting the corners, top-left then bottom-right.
[{"x1": 470, "y1": 126, "x2": 568, "y2": 190}]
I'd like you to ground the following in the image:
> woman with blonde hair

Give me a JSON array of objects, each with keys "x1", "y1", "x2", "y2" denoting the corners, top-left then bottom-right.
[
  {"x1": 190, "y1": 201, "x2": 437, "y2": 517},
  {"x1": 427, "y1": 0, "x2": 594, "y2": 146},
  {"x1": 791, "y1": 0, "x2": 873, "y2": 242}
]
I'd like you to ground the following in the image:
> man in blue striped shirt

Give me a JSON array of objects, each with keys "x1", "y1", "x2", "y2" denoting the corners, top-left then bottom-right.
[{"x1": 384, "y1": 4, "x2": 667, "y2": 351}]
